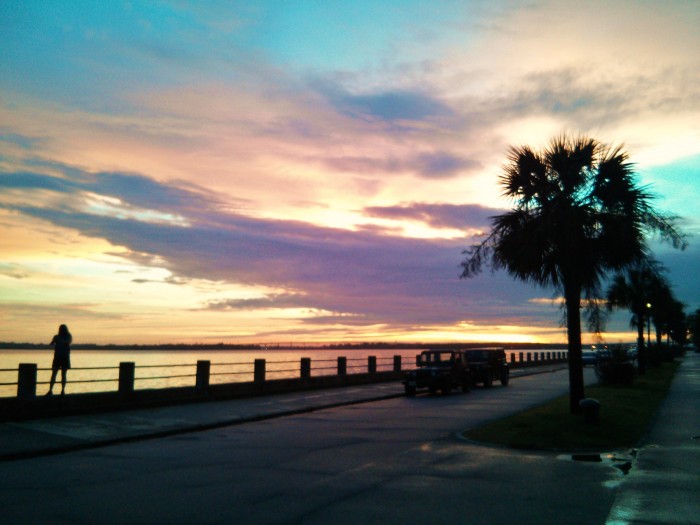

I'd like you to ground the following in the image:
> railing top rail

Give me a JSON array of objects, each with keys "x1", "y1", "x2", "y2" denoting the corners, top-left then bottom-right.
[{"x1": 135, "y1": 373, "x2": 195, "y2": 381}]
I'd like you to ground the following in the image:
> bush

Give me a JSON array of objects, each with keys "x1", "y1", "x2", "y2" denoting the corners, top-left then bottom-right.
[
  {"x1": 595, "y1": 344, "x2": 636, "y2": 385},
  {"x1": 647, "y1": 345, "x2": 663, "y2": 368}
]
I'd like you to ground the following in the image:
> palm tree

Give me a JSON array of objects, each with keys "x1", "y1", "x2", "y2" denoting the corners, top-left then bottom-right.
[
  {"x1": 461, "y1": 134, "x2": 685, "y2": 413},
  {"x1": 663, "y1": 298, "x2": 687, "y2": 347},
  {"x1": 606, "y1": 259, "x2": 672, "y2": 374},
  {"x1": 689, "y1": 308, "x2": 700, "y2": 349},
  {"x1": 648, "y1": 286, "x2": 685, "y2": 347}
]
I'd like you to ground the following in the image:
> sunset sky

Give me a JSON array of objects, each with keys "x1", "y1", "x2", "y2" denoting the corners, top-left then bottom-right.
[{"x1": 1, "y1": 1, "x2": 698, "y2": 345}]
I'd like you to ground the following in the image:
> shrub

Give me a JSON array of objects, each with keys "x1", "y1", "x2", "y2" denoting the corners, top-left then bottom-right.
[{"x1": 595, "y1": 344, "x2": 636, "y2": 385}]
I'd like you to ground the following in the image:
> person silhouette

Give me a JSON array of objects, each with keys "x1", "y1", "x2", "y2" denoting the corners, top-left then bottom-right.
[{"x1": 47, "y1": 324, "x2": 72, "y2": 396}]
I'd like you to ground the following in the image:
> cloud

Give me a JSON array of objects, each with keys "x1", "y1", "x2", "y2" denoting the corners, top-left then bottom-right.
[
  {"x1": 0, "y1": 263, "x2": 30, "y2": 279},
  {"x1": 315, "y1": 79, "x2": 453, "y2": 123},
  {"x1": 338, "y1": 90, "x2": 453, "y2": 122},
  {"x1": 364, "y1": 202, "x2": 497, "y2": 230},
  {"x1": 323, "y1": 151, "x2": 480, "y2": 179},
  {"x1": 206, "y1": 293, "x2": 309, "y2": 311},
  {"x1": 0, "y1": 163, "x2": 550, "y2": 329},
  {"x1": 0, "y1": 131, "x2": 45, "y2": 150}
]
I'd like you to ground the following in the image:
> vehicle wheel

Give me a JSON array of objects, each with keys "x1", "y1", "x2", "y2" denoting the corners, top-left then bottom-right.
[
  {"x1": 405, "y1": 386, "x2": 416, "y2": 397},
  {"x1": 428, "y1": 385, "x2": 437, "y2": 395},
  {"x1": 501, "y1": 369, "x2": 510, "y2": 386},
  {"x1": 484, "y1": 371, "x2": 493, "y2": 388},
  {"x1": 441, "y1": 383, "x2": 451, "y2": 395},
  {"x1": 461, "y1": 382, "x2": 470, "y2": 393}
]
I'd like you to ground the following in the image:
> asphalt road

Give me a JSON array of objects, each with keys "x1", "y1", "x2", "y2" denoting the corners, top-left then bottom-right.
[{"x1": 0, "y1": 367, "x2": 623, "y2": 525}]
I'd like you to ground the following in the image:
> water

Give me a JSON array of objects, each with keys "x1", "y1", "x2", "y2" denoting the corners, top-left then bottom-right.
[{"x1": 0, "y1": 348, "x2": 565, "y2": 398}]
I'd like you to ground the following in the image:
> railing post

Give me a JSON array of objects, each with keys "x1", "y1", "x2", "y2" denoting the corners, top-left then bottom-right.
[
  {"x1": 416, "y1": 355, "x2": 421, "y2": 366},
  {"x1": 510, "y1": 353, "x2": 515, "y2": 364},
  {"x1": 527, "y1": 352, "x2": 532, "y2": 363},
  {"x1": 368, "y1": 356, "x2": 377, "y2": 374},
  {"x1": 119, "y1": 362, "x2": 135, "y2": 395},
  {"x1": 254, "y1": 359, "x2": 266, "y2": 385},
  {"x1": 300, "y1": 358, "x2": 311, "y2": 380},
  {"x1": 519, "y1": 352, "x2": 524, "y2": 363},
  {"x1": 17, "y1": 363, "x2": 37, "y2": 400},
  {"x1": 547, "y1": 352, "x2": 551, "y2": 362},
  {"x1": 196, "y1": 360, "x2": 210, "y2": 393},
  {"x1": 337, "y1": 357, "x2": 347, "y2": 376},
  {"x1": 393, "y1": 355, "x2": 401, "y2": 373}
]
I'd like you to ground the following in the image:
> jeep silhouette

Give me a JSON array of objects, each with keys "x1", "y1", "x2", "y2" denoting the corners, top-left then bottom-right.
[
  {"x1": 403, "y1": 350, "x2": 472, "y2": 396},
  {"x1": 464, "y1": 348, "x2": 509, "y2": 387}
]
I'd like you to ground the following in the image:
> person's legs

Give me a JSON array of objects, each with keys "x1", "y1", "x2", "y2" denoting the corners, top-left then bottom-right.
[
  {"x1": 60, "y1": 367, "x2": 67, "y2": 394},
  {"x1": 47, "y1": 367, "x2": 58, "y2": 395}
]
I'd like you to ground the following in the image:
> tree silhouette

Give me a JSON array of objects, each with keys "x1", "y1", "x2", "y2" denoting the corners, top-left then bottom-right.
[
  {"x1": 689, "y1": 309, "x2": 700, "y2": 349},
  {"x1": 606, "y1": 259, "x2": 674, "y2": 373},
  {"x1": 662, "y1": 298, "x2": 687, "y2": 347},
  {"x1": 461, "y1": 134, "x2": 685, "y2": 413}
]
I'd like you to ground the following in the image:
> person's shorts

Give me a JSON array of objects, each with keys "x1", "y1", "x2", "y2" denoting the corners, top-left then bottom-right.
[{"x1": 52, "y1": 354, "x2": 71, "y2": 370}]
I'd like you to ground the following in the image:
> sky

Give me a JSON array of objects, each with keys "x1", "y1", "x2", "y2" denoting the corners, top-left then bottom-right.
[{"x1": 1, "y1": 0, "x2": 699, "y2": 345}]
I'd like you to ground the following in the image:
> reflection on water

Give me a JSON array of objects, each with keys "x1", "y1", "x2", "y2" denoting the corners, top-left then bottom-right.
[{"x1": 0, "y1": 348, "x2": 565, "y2": 397}]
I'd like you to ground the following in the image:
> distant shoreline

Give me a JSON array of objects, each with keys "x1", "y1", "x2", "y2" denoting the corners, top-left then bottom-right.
[{"x1": 0, "y1": 341, "x2": 570, "y2": 351}]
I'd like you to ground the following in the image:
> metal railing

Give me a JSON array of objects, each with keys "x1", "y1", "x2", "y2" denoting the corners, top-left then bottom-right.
[
  {"x1": 3, "y1": 351, "x2": 569, "y2": 400},
  {"x1": 4, "y1": 355, "x2": 409, "y2": 400}
]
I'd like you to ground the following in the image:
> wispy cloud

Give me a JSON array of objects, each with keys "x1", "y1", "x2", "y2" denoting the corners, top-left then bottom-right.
[
  {"x1": 324, "y1": 151, "x2": 481, "y2": 179},
  {"x1": 1, "y1": 163, "x2": 548, "y2": 330},
  {"x1": 363, "y1": 202, "x2": 496, "y2": 231}
]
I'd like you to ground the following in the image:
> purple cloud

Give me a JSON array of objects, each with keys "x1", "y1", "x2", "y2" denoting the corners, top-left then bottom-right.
[
  {"x1": 1, "y1": 165, "x2": 552, "y2": 330},
  {"x1": 312, "y1": 79, "x2": 453, "y2": 123},
  {"x1": 324, "y1": 151, "x2": 480, "y2": 179},
  {"x1": 364, "y1": 202, "x2": 498, "y2": 231}
]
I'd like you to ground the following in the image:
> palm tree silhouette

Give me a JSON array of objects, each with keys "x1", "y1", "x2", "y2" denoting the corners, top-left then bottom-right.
[
  {"x1": 461, "y1": 134, "x2": 685, "y2": 413},
  {"x1": 607, "y1": 260, "x2": 678, "y2": 373}
]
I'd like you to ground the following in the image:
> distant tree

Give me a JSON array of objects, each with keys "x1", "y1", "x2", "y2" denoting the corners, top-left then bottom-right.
[
  {"x1": 689, "y1": 308, "x2": 700, "y2": 349},
  {"x1": 606, "y1": 259, "x2": 673, "y2": 373},
  {"x1": 663, "y1": 298, "x2": 687, "y2": 347},
  {"x1": 461, "y1": 135, "x2": 685, "y2": 413}
]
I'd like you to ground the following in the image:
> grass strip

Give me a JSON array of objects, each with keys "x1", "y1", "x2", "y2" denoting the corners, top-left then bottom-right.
[{"x1": 463, "y1": 361, "x2": 679, "y2": 451}]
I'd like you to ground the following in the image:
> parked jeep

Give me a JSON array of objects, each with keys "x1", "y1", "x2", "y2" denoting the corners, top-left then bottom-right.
[
  {"x1": 403, "y1": 350, "x2": 472, "y2": 396},
  {"x1": 464, "y1": 348, "x2": 509, "y2": 387}
]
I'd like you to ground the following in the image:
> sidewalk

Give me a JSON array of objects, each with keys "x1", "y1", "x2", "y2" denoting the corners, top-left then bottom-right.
[
  {"x1": 605, "y1": 351, "x2": 700, "y2": 524},
  {"x1": 0, "y1": 364, "x2": 562, "y2": 462}
]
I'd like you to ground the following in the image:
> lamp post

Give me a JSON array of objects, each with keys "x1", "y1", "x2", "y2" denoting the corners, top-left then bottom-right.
[{"x1": 646, "y1": 302, "x2": 652, "y2": 349}]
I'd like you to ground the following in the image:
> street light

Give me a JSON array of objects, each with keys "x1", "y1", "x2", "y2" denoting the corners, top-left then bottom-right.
[{"x1": 646, "y1": 302, "x2": 652, "y2": 348}]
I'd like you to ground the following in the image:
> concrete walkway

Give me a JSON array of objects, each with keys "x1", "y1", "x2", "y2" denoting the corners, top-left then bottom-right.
[{"x1": 605, "y1": 351, "x2": 700, "y2": 525}]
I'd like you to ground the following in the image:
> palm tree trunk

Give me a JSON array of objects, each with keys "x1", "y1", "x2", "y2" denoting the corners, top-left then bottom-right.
[
  {"x1": 637, "y1": 318, "x2": 646, "y2": 375},
  {"x1": 564, "y1": 282, "x2": 585, "y2": 414}
]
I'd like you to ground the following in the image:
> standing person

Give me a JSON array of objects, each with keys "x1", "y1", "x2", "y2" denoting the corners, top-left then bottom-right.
[{"x1": 47, "y1": 324, "x2": 72, "y2": 396}]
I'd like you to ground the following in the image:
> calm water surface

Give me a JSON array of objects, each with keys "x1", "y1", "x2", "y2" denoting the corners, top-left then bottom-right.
[{"x1": 0, "y1": 348, "x2": 564, "y2": 397}]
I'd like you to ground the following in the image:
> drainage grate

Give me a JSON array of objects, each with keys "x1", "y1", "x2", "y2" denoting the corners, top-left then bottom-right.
[
  {"x1": 572, "y1": 454, "x2": 601, "y2": 462},
  {"x1": 566, "y1": 451, "x2": 635, "y2": 475}
]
